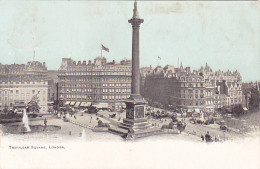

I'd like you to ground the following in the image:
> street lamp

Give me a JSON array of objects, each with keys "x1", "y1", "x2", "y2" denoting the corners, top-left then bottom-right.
[{"x1": 0, "y1": 88, "x2": 12, "y2": 112}]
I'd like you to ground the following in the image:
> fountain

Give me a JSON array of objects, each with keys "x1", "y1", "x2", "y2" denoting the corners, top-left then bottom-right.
[
  {"x1": 2, "y1": 109, "x2": 61, "y2": 134},
  {"x1": 81, "y1": 129, "x2": 87, "y2": 140},
  {"x1": 22, "y1": 109, "x2": 31, "y2": 132}
]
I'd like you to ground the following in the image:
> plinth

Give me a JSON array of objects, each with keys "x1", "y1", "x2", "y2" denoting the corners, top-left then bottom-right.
[
  {"x1": 123, "y1": 95, "x2": 147, "y2": 129},
  {"x1": 109, "y1": 95, "x2": 161, "y2": 139}
]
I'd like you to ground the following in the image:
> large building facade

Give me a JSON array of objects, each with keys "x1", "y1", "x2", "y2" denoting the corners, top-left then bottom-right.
[
  {"x1": 141, "y1": 63, "x2": 243, "y2": 113},
  {"x1": 58, "y1": 57, "x2": 132, "y2": 109},
  {"x1": 0, "y1": 61, "x2": 48, "y2": 113}
]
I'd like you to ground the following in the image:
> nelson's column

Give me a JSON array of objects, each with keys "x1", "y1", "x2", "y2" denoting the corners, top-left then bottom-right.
[{"x1": 110, "y1": 0, "x2": 160, "y2": 139}]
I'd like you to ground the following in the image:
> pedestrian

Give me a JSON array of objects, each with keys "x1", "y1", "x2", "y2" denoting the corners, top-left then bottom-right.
[
  {"x1": 201, "y1": 134, "x2": 204, "y2": 141},
  {"x1": 205, "y1": 131, "x2": 212, "y2": 142},
  {"x1": 215, "y1": 136, "x2": 217, "y2": 142},
  {"x1": 218, "y1": 135, "x2": 220, "y2": 141},
  {"x1": 43, "y1": 118, "x2": 47, "y2": 131},
  {"x1": 74, "y1": 115, "x2": 77, "y2": 119}
]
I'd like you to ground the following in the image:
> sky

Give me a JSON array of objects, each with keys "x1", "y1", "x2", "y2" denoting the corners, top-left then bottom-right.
[{"x1": 0, "y1": 1, "x2": 259, "y2": 82}]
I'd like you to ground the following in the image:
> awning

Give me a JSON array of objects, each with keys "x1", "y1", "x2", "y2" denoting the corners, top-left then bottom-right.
[
  {"x1": 243, "y1": 107, "x2": 248, "y2": 111},
  {"x1": 194, "y1": 108, "x2": 201, "y2": 113},
  {"x1": 187, "y1": 109, "x2": 193, "y2": 113},
  {"x1": 70, "y1": 101, "x2": 75, "y2": 106},
  {"x1": 74, "y1": 102, "x2": 81, "y2": 107},
  {"x1": 122, "y1": 103, "x2": 126, "y2": 108},
  {"x1": 80, "y1": 102, "x2": 91, "y2": 107},
  {"x1": 65, "y1": 101, "x2": 70, "y2": 105},
  {"x1": 94, "y1": 103, "x2": 108, "y2": 109},
  {"x1": 80, "y1": 102, "x2": 87, "y2": 107}
]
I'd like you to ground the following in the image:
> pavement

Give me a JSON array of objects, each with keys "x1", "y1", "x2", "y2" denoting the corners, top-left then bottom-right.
[{"x1": 3, "y1": 107, "x2": 257, "y2": 142}]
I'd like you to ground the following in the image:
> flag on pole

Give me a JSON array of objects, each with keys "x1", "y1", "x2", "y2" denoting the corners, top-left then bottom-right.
[
  {"x1": 158, "y1": 56, "x2": 161, "y2": 60},
  {"x1": 101, "y1": 44, "x2": 109, "y2": 52}
]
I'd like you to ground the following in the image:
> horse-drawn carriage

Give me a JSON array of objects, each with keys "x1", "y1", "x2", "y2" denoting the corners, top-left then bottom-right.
[
  {"x1": 162, "y1": 120, "x2": 186, "y2": 132},
  {"x1": 109, "y1": 113, "x2": 116, "y2": 118}
]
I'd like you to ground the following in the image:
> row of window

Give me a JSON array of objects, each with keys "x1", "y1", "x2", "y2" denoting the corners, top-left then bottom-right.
[
  {"x1": 102, "y1": 83, "x2": 131, "y2": 87},
  {"x1": 180, "y1": 77, "x2": 204, "y2": 82},
  {"x1": 60, "y1": 94, "x2": 130, "y2": 100},
  {"x1": 103, "y1": 89, "x2": 131, "y2": 93},
  {"x1": 229, "y1": 91, "x2": 242, "y2": 96},
  {"x1": 59, "y1": 77, "x2": 131, "y2": 82},
  {"x1": 180, "y1": 94, "x2": 204, "y2": 99},
  {"x1": 59, "y1": 83, "x2": 131, "y2": 88},
  {"x1": 0, "y1": 90, "x2": 46, "y2": 95},
  {"x1": 181, "y1": 101, "x2": 204, "y2": 106},
  {"x1": 63, "y1": 67, "x2": 130, "y2": 73},
  {"x1": 180, "y1": 83, "x2": 204, "y2": 88},
  {"x1": 0, "y1": 81, "x2": 46, "y2": 85},
  {"x1": 180, "y1": 89, "x2": 204, "y2": 94},
  {"x1": 60, "y1": 71, "x2": 131, "y2": 77},
  {"x1": 102, "y1": 95, "x2": 130, "y2": 100},
  {"x1": 0, "y1": 97, "x2": 46, "y2": 102}
]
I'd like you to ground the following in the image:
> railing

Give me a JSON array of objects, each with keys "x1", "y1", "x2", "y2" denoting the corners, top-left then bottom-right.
[{"x1": 67, "y1": 118, "x2": 94, "y2": 130}]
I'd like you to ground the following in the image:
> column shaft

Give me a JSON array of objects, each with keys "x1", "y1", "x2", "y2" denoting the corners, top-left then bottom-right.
[{"x1": 131, "y1": 26, "x2": 140, "y2": 95}]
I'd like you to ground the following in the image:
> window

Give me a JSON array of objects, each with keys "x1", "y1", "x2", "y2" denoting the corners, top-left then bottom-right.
[{"x1": 16, "y1": 90, "x2": 19, "y2": 94}]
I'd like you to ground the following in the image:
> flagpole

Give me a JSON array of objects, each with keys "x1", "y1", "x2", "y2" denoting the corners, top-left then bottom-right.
[{"x1": 101, "y1": 45, "x2": 102, "y2": 57}]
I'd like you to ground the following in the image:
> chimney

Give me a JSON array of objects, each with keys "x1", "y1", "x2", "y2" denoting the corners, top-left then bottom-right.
[
  {"x1": 82, "y1": 61, "x2": 86, "y2": 65},
  {"x1": 186, "y1": 67, "x2": 190, "y2": 73},
  {"x1": 88, "y1": 60, "x2": 91, "y2": 65}
]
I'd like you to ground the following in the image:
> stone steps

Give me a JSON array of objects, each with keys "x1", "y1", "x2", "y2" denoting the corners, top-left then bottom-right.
[{"x1": 109, "y1": 125, "x2": 128, "y2": 135}]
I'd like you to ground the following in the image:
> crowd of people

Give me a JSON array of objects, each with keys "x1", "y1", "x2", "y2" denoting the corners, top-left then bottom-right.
[{"x1": 201, "y1": 131, "x2": 221, "y2": 142}]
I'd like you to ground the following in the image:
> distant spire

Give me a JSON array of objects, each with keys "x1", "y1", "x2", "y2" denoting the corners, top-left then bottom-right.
[
  {"x1": 133, "y1": 0, "x2": 140, "y2": 19},
  {"x1": 256, "y1": 81, "x2": 259, "y2": 91},
  {"x1": 33, "y1": 50, "x2": 35, "y2": 61}
]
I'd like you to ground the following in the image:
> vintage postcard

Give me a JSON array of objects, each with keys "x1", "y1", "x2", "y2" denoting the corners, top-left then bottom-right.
[{"x1": 0, "y1": 0, "x2": 259, "y2": 169}]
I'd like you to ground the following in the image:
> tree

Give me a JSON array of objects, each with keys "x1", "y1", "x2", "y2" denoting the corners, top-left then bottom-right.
[
  {"x1": 27, "y1": 94, "x2": 41, "y2": 113},
  {"x1": 232, "y1": 104, "x2": 244, "y2": 117},
  {"x1": 249, "y1": 88, "x2": 260, "y2": 110}
]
